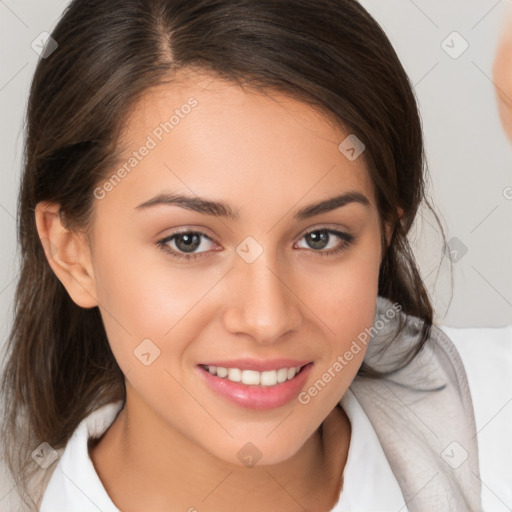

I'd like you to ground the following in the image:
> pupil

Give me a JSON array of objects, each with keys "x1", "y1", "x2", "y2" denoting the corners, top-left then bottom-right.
[
  {"x1": 307, "y1": 230, "x2": 328, "y2": 249},
  {"x1": 176, "y1": 233, "x2": 200, "y2": 252}
]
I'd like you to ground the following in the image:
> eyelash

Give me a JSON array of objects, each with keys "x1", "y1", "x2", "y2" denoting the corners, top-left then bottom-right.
[{"x1": 156, "y1": 228, "x2": 356, "y2": 262}]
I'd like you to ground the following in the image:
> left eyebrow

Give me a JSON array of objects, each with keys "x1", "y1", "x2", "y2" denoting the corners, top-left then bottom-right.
[
  {"x1": 294, "y1": 191, "x2": 370, "y2": 219},
  {"x1": 134, "y1": 191, "x2": 370, "y2": 220}
]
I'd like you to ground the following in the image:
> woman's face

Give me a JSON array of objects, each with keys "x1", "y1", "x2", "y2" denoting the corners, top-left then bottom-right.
[{"x1": 87, "y1": 70, "x2": 387, "y2": 466}]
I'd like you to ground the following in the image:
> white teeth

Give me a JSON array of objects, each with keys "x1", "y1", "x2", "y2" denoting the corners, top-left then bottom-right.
[
  {"x1": 205, "y1": 364, "x2": 304, "y2": 386},
  {"x1": 260, "y1": 370, "x2": 277, "y2": 386},
  {"x1": 227, "y1": 368, "x2": 242, "y2": 382},
  {"x1": 277, "y1": 368, "x2": 288, "y2": 383},
  {"x1": 216, "y1": 367, "x2": 228, "y2": 378},
  {"x1": 242, "y1": 370, "x2": 260, "y2": 385}
]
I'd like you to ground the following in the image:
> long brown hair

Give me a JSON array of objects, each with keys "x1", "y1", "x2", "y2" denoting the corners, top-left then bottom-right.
[{"x1": 0, "y1": 0, "x2": 448, "y2": 509}]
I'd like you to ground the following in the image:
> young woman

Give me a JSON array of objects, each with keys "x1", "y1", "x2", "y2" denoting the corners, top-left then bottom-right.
[{"x1": 0, "y1": 0, "x2": 482, "y2": 510}]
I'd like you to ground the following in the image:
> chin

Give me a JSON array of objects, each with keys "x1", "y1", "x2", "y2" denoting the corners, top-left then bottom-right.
[{"x1": 208, "y1": 435, "x2": 307, "y2": 469}]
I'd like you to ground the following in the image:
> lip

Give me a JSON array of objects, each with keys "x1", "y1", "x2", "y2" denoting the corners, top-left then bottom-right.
[
  {"x1": 196, "y1": 361, "x2": 314, "y2": 410},
  {"x1": 196, "y1": 358, "x2": 311, "y2": 372}
]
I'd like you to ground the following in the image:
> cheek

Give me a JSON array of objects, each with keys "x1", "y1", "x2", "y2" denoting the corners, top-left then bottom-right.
[
  {"x1": 300, "y1": 235, "x2": 381, "y2": 393},
  {"x1": 305, "y1": 232, "x2": 381, "y2": 333},
  {"x1": 92, "y1": 225, "x2": 207, "y2": 333},
  {"x1": 319, "y1": 288, "x2": 376, "y2": 377},
  {"x1": 90, "y1": 229, "x2": 199, "y2": 371}
]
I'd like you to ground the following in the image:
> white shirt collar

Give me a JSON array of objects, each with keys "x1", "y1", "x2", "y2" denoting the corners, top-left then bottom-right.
[
  {"x1": 40, "y1": 390, "x2": 407, "y2": 512},
  {"x1": 39, "y1": 401, "x2": 122, "y2": 512},
  {"x1": 332, "y1": 387, "x2": 408, "y2": 511}
]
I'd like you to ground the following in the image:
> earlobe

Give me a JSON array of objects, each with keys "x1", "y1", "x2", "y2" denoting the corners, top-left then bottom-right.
[{"x1": 35, "y1": 201, "x2": 98, "y2": 309}]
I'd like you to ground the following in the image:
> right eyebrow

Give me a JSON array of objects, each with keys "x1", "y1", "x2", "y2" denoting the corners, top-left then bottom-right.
[{"x1": 135, "y1": 193, "x2": 239, "y2": 220}]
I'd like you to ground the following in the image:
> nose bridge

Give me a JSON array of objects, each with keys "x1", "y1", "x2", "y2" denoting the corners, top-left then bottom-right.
[{"x1": 224, "y1": 239, "x2": 302, "y2": 343}]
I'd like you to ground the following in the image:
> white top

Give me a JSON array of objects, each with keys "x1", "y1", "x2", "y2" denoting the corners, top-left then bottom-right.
[{"x1": 39, "y1": 388, "x2": 407, "y2": 512}]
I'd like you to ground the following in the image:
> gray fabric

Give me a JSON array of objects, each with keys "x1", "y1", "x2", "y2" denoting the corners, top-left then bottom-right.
[{"x1": 350, "y1": 296, "x2": 482, "y2": 511}]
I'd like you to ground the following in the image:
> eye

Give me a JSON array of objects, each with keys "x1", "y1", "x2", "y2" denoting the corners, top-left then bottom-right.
[
  {"x1": 295, "y1": 228, "x2": 355, "y2": 257},
  {"x1": 157, "y1": 231, "x2": 218, "y2": 261},
  {"x1": 157, "y1": 227, "x2": 355, "y2": 262}
]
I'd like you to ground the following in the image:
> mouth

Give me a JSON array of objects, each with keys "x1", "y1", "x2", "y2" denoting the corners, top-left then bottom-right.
[{"x1": 196, "y1": 361, "x2": 314, "y2": 410}]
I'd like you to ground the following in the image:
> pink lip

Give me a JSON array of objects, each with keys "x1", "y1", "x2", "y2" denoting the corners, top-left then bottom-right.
[
  {"x1": 196, "y1": 362, "x2": 314, "y2": 410},
  {"x1": 197, "y1": 358, "x2": 311, "y2": 372}
]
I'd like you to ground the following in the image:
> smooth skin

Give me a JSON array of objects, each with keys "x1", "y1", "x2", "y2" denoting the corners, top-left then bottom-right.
[{"x1": 36, "y1": 69, "x2": 395, "y2": 512}]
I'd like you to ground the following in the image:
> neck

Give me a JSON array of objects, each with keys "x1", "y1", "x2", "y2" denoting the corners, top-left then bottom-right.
[{"x1": 90, "y1": 387, "x2": 350, "y2": 512}]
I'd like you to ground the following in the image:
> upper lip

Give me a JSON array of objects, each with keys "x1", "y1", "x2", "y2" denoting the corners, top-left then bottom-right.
[{"x1": 198, "y1": 358, "x2": 312, "y2": 372}]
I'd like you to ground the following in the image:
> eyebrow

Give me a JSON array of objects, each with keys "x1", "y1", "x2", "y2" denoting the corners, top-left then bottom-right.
[{"x1": 135, "y1": 191, "x2": 370, "y2": 221}]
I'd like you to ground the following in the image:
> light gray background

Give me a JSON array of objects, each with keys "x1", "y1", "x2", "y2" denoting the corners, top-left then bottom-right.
[{"x1": 1, "y1": 0, "x2": 511, "y2": 362}]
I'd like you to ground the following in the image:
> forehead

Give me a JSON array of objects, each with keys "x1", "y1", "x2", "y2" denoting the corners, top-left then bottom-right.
[
  {"x1": 123, "y1": 69, "x2": 346, "y2": 141},
  {"x1": 105, "y1": 70, "x2": 376, "y2": 214}
]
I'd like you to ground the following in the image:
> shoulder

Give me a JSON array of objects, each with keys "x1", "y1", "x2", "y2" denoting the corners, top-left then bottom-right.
[
  {"x1": 37, "y1": 401, "x2": 124, "y2": 512},
  {"x1": 350, "y1": 299, "x2": 484, "y2": 510}
]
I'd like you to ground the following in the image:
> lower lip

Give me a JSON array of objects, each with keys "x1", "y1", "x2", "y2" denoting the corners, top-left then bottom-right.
[{"x1": 197, "y1": 363, "x2": 314, "y2": 410}]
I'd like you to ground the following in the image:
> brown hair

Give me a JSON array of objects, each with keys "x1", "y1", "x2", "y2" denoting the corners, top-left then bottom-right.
[{"x1": 0, "y1": 0, "x2": 447, "y2": 509}]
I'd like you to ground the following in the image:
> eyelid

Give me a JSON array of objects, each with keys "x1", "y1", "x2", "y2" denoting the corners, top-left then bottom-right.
[
  {"x1": 296, "y1": 222, "x2": 352, "y2": 238},
  {"x1": 156, "y1": 225, "x2": 217, "y2": 241}
]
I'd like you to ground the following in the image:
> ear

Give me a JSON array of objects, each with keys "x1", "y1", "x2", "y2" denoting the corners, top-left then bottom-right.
[{"x1": 35, "y1": 201, "x2": 98, "y2": 308}]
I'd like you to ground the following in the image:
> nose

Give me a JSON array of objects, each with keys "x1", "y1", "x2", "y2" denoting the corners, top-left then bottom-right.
[{"x1": 221, "y1": 249, "x2": 304, "y2": 345}]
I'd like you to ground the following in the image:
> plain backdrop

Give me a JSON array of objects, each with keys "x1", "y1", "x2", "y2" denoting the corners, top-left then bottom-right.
[{"x1": 1, "y1": 0, "x2": 511, "y2": 365}]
